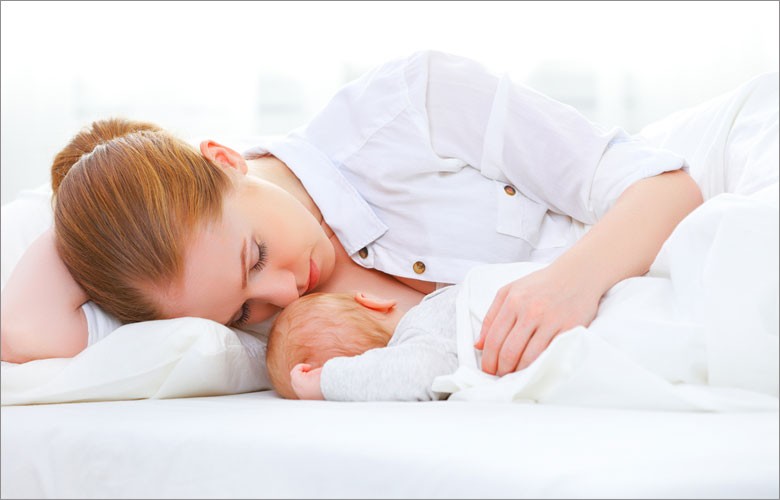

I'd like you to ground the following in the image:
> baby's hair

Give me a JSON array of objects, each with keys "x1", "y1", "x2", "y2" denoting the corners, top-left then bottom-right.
[{"x1": 266, "y1": 293, "x2": 393, "y2": 399}]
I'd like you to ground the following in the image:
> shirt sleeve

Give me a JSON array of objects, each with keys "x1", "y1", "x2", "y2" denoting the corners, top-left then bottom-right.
[
  {"x1": 320, "y1": 329, "x2": 458, "y2": 402},
  {"x1": 406, "y1": 50, "x2": 688, "y2": 223},
  {"x1": 81, "y1": 301, "x2": 122, "y2": 346}
]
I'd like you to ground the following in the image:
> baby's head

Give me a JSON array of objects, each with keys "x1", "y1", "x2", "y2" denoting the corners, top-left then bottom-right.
[{"x1": 266, "y1": 292, "x2": 399, "y2": 399}]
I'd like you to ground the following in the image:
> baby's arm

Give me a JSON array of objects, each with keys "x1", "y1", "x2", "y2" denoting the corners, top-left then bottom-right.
[{"x1": 318, "y1": 329, "x2": 457, "y2": 402}]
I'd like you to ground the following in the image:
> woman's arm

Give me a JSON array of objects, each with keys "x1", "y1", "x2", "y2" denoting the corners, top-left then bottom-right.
[
  {"x1": 476, "y1": 170, "x2": 703, "y2": 376},
  {"x1": 1, "y1": 228, "x2": 89, "y2": 363}
]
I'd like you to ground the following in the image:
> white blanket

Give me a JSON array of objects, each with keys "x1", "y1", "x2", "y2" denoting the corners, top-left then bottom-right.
[{"x1": 433, "y1": 185, "x2": 779, "y2": 411}]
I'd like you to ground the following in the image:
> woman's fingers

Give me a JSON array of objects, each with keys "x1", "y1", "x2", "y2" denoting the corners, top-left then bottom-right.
[
  {"x1": 476, "y1": 287, "x2": 508, "y2": 350},
  {"x1": 495, "y1": 321, "x2": 535, "y2": 376},
  {"x1": 479, "y1": 292, "x2": 562, "y2": 376},
  {"x1": 479, "y1": 307, "x2": 516, "y2": 375},
  {"x1": 515, "y1": 325, "x2": 556, "y2": 371},
  {"x1": 492, "y1": 322, "x2": 562, "y2": 376},
  {"x1": 476, "y1": 266, "x2": 603, "y2": 376}
]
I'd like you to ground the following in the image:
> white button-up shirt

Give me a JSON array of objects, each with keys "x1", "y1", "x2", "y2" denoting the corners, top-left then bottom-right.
[{"x1": 245, "y1": 51, "x2": 686, "y2": 285}]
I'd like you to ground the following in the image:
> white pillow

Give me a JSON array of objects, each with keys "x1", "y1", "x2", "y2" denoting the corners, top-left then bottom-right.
[{"x1": 1, "y1": 317, "x2": 269, "y2": 405}]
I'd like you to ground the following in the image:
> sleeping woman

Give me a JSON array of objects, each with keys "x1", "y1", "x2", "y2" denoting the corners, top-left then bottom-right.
[{"x1": 1, "y1": 51, "x2": 703, "y2": 375}]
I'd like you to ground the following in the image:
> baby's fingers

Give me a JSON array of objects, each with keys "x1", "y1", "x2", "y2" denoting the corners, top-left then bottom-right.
[{"x1": 292, "y1": 363, "x2": 312, "y2": 375}]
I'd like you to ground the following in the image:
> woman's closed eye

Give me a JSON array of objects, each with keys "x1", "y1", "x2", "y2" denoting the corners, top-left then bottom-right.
[
  {"x1": 252, "y1": 241, "x2": 267, "y2": 272},
  {"x1": 231, "y1": 242, "x2": 268, "y2": 328},
  {"x1": 233, "y1": 303, "x2": 251, "y2": 328}
]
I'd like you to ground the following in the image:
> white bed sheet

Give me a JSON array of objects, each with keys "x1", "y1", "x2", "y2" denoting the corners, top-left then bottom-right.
[{"x1": 2, "y1": 391, "x2": 778, "y2": 499}]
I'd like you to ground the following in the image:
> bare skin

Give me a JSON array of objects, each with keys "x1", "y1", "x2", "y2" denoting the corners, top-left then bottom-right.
[{"x1": 1, "y1": 229, "x2": 89, "y2": 363}]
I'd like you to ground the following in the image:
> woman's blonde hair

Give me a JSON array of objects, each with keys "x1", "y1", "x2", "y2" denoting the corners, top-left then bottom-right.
[
  {"x1": 51, "y1": 118, "x2": 232, "y2": 323},
  {"x1": 266, "y1": 293, "x2": 393, "y2": 399}
]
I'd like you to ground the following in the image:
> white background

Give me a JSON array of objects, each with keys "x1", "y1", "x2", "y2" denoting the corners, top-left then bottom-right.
[{"x1": 2, "y1": 0, "x2": 778, "y2": 205}]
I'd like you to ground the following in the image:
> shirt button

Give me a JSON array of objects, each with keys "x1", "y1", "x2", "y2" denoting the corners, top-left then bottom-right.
[
  {"x1": 504, "y1": 185, "x2": 516, "y2": 196},
  {"x1": 358, "y1": 247, "x2": 369, "y2": 259},
  {"x1": 412, "y1": 261, "x2": 426, "y2": 274}
]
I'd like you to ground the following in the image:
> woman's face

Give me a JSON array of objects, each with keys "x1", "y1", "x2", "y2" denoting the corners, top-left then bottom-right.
[{"x1": 161, "y1": 174, "x2": 336, "y2": 327}]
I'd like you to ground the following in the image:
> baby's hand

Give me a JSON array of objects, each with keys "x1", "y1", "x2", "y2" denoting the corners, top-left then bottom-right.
[{"x1": 290, "y1": 364, "x2": 324, "y2": 400}]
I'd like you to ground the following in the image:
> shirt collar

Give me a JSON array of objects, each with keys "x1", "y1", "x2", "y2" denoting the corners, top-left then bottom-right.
[{"x1": 244, "y1": 135, "x2": 387, "y2": 256}]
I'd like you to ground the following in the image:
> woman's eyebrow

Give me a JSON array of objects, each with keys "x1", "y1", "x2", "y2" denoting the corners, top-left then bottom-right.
[{"x1": 240, "y1": 237, "x2": 248, "y2": 290}]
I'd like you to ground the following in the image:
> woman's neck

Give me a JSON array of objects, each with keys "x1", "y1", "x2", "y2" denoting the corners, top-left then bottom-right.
[{"x1": 246, "y1": 155, "x2": 334, "y2": 238}]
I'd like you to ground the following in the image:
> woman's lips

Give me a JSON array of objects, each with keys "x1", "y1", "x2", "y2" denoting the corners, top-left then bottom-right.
[{"x1": 306, "y1": 258, "x2": 320, "y2": 293}]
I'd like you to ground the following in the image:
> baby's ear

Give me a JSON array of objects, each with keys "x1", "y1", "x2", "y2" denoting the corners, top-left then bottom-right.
[{"x1": 354, "y1": 292, "x2": 397, "y2": 313}]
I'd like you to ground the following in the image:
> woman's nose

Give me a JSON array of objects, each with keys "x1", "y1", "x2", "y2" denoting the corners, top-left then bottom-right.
[{"x1": 249, "y1": 269, "x2": 300, "y2": 308}]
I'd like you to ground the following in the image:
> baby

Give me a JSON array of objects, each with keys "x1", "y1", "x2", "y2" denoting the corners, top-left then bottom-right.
[{"x1": 266, "y1": 286, "x2": 459, "y2": 401}]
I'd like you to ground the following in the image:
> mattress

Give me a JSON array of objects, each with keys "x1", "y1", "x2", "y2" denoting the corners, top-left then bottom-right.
[{"x1": 2, "y1": 391, "x2": 778, "y2": 499}]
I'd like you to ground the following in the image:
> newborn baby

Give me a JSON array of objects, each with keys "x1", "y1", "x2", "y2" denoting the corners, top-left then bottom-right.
[{"x1": 265, "y1": 286, "x2": 459, "y2": 401}]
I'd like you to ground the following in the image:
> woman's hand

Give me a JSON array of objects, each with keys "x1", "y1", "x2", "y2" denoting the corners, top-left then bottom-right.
[
  {"x1": 475, "y1": 170, "x2": 703, "y2": 377},
  {"x1": 290, "y1": 363, "x2": 324, "y2": 400},
  {"x1": 475, "y1": 264, "x2": 601, "y2": 376}
]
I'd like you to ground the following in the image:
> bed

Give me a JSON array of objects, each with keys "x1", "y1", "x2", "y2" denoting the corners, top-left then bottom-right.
[
  {"x1": 3, "y1": 392, "x2": 777, "y2": 499},
  {"x1": 2, "y1": 72, "x2": 778, "y2": 499}
]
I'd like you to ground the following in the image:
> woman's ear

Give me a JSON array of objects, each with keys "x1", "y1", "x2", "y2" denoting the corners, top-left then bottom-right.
[
  {"x1": 353, "y1": 292, "x2": 397, "y2": 313},
  {"x1": 199, "y1": 140, "x2": 248, "y2": 175}
]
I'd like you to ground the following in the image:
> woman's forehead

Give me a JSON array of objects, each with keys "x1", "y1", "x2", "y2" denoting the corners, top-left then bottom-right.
[{"x1": 159, "y1": 217, "x2": 244, "y2": 322}]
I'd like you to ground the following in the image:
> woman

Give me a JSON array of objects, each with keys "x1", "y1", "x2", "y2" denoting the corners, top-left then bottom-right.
[{"x1": 0, "y1": 51, "x2": 703, "y2": 375}]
